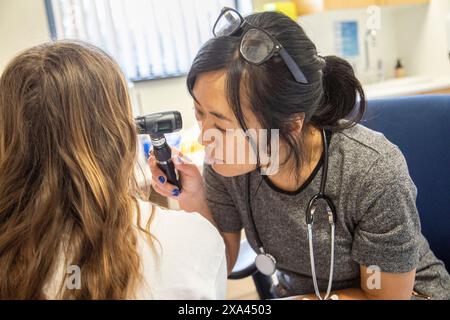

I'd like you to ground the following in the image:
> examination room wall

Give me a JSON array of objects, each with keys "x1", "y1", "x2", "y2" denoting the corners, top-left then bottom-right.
[
  {"x1": 0, "y1": 0, "x2": 196, "y2": 128},
  {"x1": 2, "y1": 0, "x2": 450, "y2": 131}
]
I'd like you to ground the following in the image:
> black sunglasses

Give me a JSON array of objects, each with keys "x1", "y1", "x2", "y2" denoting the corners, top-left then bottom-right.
[{"x1": 213, "y1": 7, "x2": 309, "y2": 84}]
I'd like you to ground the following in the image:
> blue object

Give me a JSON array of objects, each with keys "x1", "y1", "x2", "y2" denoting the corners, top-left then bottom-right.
[
  {"x1": 143, "y1": 141, "x2": 152, "y2": 159},
  {"x1": 335, "y1": 21, "x2": 360, "y2": 58},
  {"x1": 172, "y1": 189, "x2": 181, "y2": 197},
  {"x1": 362, "y1": 95, "x2": 450, "y2": 270}
]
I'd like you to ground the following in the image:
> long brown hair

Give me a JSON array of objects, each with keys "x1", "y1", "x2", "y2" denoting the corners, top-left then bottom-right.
[{"x1": 0, "y1": 41, "x2": 150, "y2": 299}]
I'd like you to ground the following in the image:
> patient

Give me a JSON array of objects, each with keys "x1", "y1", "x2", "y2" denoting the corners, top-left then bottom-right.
[{"x1": 0, "y1": 41, "x2": 227, "y2": 299}]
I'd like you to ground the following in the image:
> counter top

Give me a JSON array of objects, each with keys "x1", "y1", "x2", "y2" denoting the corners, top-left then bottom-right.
[{"x1": 364, "y1": 76, "x2": 450, "y2": 99}]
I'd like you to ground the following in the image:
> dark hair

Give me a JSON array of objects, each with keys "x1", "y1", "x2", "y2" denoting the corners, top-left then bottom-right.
[{"x1": 187, "y1": 11, "x2": 366, "y2": 174}]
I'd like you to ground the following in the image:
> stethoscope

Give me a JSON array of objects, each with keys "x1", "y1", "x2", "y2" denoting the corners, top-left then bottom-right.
[{"x1": 245, "y1": 130, "x2": 337, "y2": 300}]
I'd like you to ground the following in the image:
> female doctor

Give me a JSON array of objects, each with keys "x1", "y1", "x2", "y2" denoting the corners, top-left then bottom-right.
[{"x1": 150, "y1": 8, "x2": 450, "y2": 300}]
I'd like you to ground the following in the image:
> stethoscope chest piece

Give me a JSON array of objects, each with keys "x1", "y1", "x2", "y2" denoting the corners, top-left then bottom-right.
[{"x1": 255, "y1": 252, "x2": 277, "y2": 276}]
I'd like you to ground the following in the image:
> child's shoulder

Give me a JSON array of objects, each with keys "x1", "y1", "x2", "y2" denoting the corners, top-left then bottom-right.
[{"x1": 137, "y1": 200, "x2": 225, "y2": 252}]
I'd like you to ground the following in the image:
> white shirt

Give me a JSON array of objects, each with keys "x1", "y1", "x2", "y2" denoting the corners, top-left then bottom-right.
[
  {"x1": 45, "y1": 200, "x2": 227, "y2": 300},
  {"x1": 135, "y1": 200, "x2": 227, "y2": 299}
]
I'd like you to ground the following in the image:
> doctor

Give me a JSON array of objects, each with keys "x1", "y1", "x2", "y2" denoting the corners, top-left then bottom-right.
[{"x1": 150, "y1": 8, "x2": 450, "y2": 300}]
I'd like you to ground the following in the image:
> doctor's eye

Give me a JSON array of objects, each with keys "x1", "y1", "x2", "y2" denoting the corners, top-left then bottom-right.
[
  {"x1": 214, "y1": 125, "x2": 226, "y2": 133},
  {"x1": 193, "y1": 106, "x2": 205, "y2": 119}
]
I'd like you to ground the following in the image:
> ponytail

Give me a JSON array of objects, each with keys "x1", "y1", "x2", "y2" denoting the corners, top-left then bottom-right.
[{"x1": 311, "y1": 55, "x2": 366, "y2": 131}]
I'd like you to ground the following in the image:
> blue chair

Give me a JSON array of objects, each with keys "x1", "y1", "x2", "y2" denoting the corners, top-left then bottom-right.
[
  {"x1": 362, "y1": 95, "x2": 450, "y2": 268},
  {"x1": 229, "y1": 95, "x2": 450, "y2": 298}
]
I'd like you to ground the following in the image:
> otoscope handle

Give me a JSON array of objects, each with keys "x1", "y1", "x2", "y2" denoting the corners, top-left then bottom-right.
[{"x1": 157, "y1": 160, "x2": 181, "y2": 189}]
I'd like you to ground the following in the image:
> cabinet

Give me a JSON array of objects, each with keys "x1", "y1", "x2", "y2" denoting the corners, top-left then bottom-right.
[
  {"x1": 419, "y1": 87, "x2": 450, "y2": 95},
  {"x1": 380, "y1": 0, "x2": 429, "y2": 5},
  {"x1": 323, "y1": 0, "x2": 429, "y2": 10},
  {"x1": 324, "y1": 0, "x2": 381, "y2": 11}
]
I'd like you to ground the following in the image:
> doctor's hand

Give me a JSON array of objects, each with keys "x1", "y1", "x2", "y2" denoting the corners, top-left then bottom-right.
[{"x1": 148, "y1": 150, "x2": 209, "y2": 215}]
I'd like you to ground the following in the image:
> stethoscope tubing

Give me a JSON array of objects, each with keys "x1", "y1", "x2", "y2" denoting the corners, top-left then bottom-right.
[{"x1": 245, "y1": 130, "x2": 336, "y2": 300}]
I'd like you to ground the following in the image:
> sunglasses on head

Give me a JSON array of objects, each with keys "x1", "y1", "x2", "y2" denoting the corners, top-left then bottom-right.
[{"x1": 212, "y1": 7, "x2": 309, "y2": 84}]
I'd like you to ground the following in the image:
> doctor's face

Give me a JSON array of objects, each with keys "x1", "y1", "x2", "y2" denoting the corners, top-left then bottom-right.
[{"x1": 192, "y1": 70, "x2": 263, "y2": 178}]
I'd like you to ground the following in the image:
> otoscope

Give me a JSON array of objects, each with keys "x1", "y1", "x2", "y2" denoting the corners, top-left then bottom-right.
[{"x1": 135, "y1": 111, "x2": 183, "y2": 189}]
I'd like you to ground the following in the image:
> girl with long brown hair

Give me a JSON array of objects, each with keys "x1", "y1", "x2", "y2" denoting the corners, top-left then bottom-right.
[{"x1": 0, "y1": 41, "x2": 226, "y2": 299}]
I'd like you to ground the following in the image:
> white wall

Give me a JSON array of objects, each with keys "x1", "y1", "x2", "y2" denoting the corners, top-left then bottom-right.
[
  {"x1": 394, "y1": 0, "x2": 450, "y2": 77},
  {"x1": 299, "y1": 6, "x2": 400, "y2": 82},
  {"x1": 0, "y1": 0, "x2": 50, "y2": 71},
  {"x1": 133, "y1": 76, "x2": 195, "y2": 129},
  {"x1": 1, "y1": 0, "x2": 450, "y2": 130},
  {"x1": 259, "y1": 0, "x2": 450, "y2": 81},
  {"x1": 0, "y1": 0, "x2": 197, "y2": 129}
]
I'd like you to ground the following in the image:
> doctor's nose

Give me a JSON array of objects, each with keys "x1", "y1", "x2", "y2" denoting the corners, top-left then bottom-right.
[
  {"x1": 198, "y1": 122, "x2": 215, "y2": 147},
  {"x1": 198, "y1": 131, "x2": 214, "y2": 148}
]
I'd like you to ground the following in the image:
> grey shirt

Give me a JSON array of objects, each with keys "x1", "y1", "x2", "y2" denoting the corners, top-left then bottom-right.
[{"x1": 204, "y1": 124, "x2": 450, "y2": 300}]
